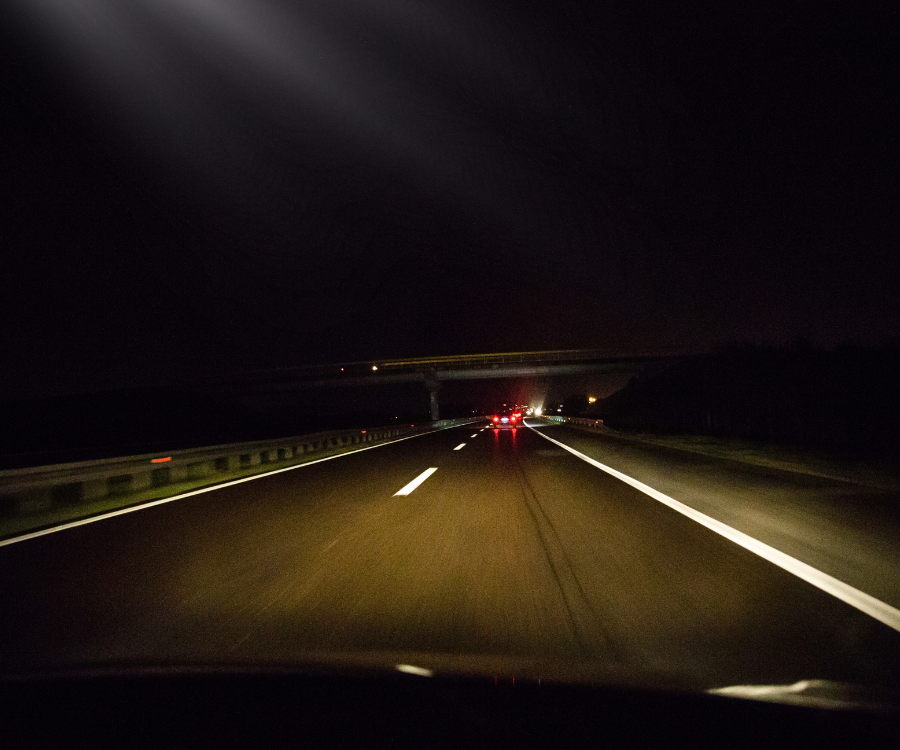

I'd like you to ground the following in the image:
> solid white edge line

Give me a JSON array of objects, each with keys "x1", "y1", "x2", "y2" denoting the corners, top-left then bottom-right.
[
  {"x1": 393, "y1": 467, "x2": 438, "y2": 496},
  {"x1": 1, "y1": 424, "x2": 468, "y2": 548},
  {"x1": 526, "y1": 421, "x2": 900, "y2": 634},
  {"x1": 453, "y1": 443, "x2": 466, "y2": 451}
]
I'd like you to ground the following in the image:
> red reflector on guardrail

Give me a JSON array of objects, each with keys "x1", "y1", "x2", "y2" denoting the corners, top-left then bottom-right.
[
  {"x1": 361, "y1": 430, "x2": 366, "y2": 433},
  {"x1": 151, "y1": 457, "x2": 172, "y2": 463}
]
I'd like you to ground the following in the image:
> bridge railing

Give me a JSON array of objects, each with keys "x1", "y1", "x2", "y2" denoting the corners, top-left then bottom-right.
[{"x1": 377, "y1": 348, "x2": 689, "y2": 370}]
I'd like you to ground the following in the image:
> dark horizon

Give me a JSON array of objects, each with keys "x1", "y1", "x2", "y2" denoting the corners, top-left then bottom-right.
[{"x1": 3, "y1": 1, "x2": 898, "y2": 400}]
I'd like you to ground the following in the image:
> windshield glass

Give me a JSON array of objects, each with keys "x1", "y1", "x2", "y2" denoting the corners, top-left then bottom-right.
[{"x1": 2, "y1": 0, "x2": 899, "y2": 699}]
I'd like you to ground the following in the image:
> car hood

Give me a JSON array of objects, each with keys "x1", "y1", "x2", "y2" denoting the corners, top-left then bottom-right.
[{"x1": 5, "y1": 651, "x2": 899, "y2": 712}]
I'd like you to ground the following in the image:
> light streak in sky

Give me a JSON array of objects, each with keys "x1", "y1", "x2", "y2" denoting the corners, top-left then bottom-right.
[{"x1": 10, "y1": 0, "x2": 524, "y2": 208}]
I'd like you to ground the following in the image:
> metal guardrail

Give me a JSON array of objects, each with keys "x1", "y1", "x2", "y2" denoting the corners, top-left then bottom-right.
[
  {"x1": 542, "y1": 415, "x2": 605, "y2": 429},
  {"x1": 0, "y1": 418, "x2": 475, "y2": 520}
]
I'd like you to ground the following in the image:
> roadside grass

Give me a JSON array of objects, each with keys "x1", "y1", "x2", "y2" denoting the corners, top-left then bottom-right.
[{"x1": 565, "y1": 423, "x2": 900, "y2": 491}]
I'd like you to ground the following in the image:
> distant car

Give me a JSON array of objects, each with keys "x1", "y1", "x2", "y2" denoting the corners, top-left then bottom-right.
[{"x1": 489, "y1": 411, "x2": 523, "y2": 428}]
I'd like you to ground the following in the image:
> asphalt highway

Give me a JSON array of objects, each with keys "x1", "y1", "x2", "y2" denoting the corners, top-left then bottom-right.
[{"x1": 1, "y1": 420, "x2": 900, "y2": 689}]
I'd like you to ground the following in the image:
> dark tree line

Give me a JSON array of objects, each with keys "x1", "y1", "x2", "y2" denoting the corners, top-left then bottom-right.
[{"x1": 599, "y1": 342, "x2": 900, "y2": 459}]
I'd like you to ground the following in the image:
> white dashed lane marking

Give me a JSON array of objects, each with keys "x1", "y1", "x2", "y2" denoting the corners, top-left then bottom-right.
[{"x1": 393, "y1": 468, "x2": 438, "y2": 496}]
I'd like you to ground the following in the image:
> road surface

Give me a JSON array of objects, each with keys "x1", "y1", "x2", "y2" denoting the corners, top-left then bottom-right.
[{"x1": 1, "y1": 420, "x2": 900, "y2": 688}]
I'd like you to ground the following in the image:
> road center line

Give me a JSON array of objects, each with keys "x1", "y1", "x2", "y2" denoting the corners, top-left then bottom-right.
[
  {"x1": 393, "y1": 468, "x2": 438, "y2": 496},
  {"x1": 527, "y1": 422, "x2": 900, "y2": 634},
  {"x1": 454, "y1": 443, "x2": 466, "y2": 451}
]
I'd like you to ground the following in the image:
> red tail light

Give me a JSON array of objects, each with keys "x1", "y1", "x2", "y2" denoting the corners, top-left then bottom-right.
[{"x1": 492, "y1": 416, "x2": 499, "y2": 423}]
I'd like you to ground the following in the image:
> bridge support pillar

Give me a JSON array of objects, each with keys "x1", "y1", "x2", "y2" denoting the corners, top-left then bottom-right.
[{"x1": 424, "y1": 369, "x2": 441, "y2": 421}]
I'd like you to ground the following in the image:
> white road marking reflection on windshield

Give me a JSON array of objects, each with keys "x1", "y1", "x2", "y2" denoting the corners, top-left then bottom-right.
[{"x1": 396, "y1": 664, "x2": 433, "y2": 677}]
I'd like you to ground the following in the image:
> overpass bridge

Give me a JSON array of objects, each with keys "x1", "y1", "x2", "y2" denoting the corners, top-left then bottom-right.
[{"x1": 208, "y1": 348, "x2": 699, "y2": 420}]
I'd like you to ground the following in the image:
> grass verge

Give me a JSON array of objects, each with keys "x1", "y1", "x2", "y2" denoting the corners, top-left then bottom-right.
[{"x1": 558, "y1": 422, "x2": 900, "y2": 491}]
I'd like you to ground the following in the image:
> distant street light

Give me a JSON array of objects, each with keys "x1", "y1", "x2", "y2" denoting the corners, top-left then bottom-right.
[
  {"x1": 588, "y1": 396, "x2": 597, "y2": 403},
  {"x1": 372, "y1": 365, "x2": 378, "y2": 370}
]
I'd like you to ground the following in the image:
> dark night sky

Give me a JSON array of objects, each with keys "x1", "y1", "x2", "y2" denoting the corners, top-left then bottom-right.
[{"x1": 2, "y1": 1, "x2": 898, "y2": 398}]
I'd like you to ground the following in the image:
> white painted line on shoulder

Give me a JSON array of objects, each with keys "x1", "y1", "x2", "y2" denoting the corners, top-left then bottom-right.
[
  {"x1": 1, "y1": 425, "x2": 461, "y2": 548},
  {"x1": 454, "y1": 443, "x2": 466, "y2": 451},
  {"x1": 527, "y1": 424, "x2": 900, "y2": 634},
  {"x1": 394, "y1": 468, "x2": 438, "y2": 496}
]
